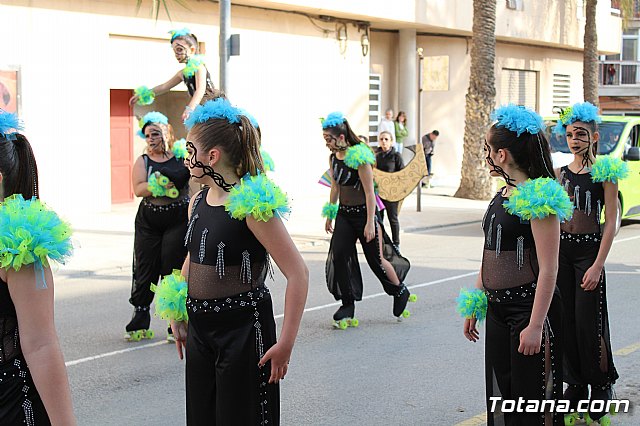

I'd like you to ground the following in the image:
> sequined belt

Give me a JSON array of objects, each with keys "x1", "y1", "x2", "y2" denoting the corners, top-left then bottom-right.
[
  {"x1": 560, "y1": 231, "x2": 601, "y2": 243},
  {"x1": 186, "y1": 286, "x2": 270, "y2": 314},
  {"x1": 484, "y1": 282, "x2": 537, "y2": 303},
  {"x1": 338, "y1": 204, "x2": 367, "y2": 215},
  {"x1": 142, "y1": 197, "x2": 189, "y2": 212}
]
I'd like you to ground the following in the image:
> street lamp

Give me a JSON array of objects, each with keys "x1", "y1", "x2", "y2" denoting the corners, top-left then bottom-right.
[{"x1": 416, "y1": 47, "x2": 424, "y2": 212}]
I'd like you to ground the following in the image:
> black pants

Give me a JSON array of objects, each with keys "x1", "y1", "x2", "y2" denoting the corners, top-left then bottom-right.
[
  {"x1": 378, "y1": 199, "x2": 400, "y2": 246},
  {"x1": 557, "y1": 234, "x2": 618, "y2": 387},
  {"x1": 326, "y1": 205, "x2": 409, "y2": 303},
  {"x1": 130, "y1": 199, "x2": 189, "y2": 307},
  {"x1": 0, "y1": 356, "x2": 50, "y2": 425},
  {"x1": 485, "y1": 286, "x2": 563, "y2": 426},
  {"x1": 185, "y1": 291, "x2": 279, "y2": 425}
]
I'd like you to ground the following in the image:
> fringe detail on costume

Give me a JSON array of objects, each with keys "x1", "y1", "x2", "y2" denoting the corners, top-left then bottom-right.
[
  {"x1": 487, "y1": 213, "x2": 496, "y2": 247},
  {"x1": 22, "y1": 399, "x2": 34, "y2": 426},
  {"x1": 216, "y1": 242, "x2": 225, "y2": 279},
  {"x1": 516, "y1": 236, "x2": 524, "y2": 270},
  {"x1": 585, "y1": 190, "x2": 592, "y2": 216},
  {"x1": 198, "y1": 228, "x2": 208, "y2": 264},
  {"x1": 184, "y1": 213, "x2": 199, "y2": 246},
  {"x1": 597, "y1": 200, "x2": 602, "y2": 223},
  {"x1": 241, "y1": 250, "x2": 252, "y2": 284},
  {"x1": 495, "y1": 224, "x2": 502, "y2": 257},
  {"x1": 266, "y1": 253, "x2": 275, "y2": 280},
  {"x1": 574, "y1": 185, "x2": 580, "y2": 209}
]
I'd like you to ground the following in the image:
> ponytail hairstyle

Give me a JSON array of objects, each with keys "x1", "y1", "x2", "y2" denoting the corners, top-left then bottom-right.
[
  {"x1": 321, "y1": 112, "x2": 362, "y2": 150},
  {"x1": 185, "y1": 98, "x2": 264, "y2": 190},
  {"x1": 488, "y1": 105, "x2": 554, "y2": 185},
  {"x1": 0, "y1": 111, "x2": 39, "y2": 199},
  {"x1": 169, "y1": 28, "x2": 199, "y2": 54}
]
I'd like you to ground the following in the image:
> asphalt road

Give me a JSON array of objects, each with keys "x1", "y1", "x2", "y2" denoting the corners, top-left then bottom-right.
[{"x1": 54, "y1": 219, "x2": 640, "y2": 425}]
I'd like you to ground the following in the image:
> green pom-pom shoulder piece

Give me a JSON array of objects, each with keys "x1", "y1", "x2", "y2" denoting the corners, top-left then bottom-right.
[
  {"x1": 172, "y1": 139, "x2": 188, "y2": 160},
  {"x1": 134, "y1": 86, "x2": 155, "y2": 106},
  {"x1": 0, "y1": 195, "x2": 73, "y2": 272},
  {"x1": 225, "y1": 172, "x2": 290, "y2": 222},
  {"x1": 456, "y1": 288, "x2": 487, "y2": 322},
  {"x1": 151, "y1": 270, "x2": 188, "y2": 322},
  {"x1": 344, "y1": 143, "x2": 375, "y2": 170},
  {"x1": 503, "y1": 178, "x2": 574, "y2": 222},
  {"x1": 591, "y1": 155, "x2": 629, "y2": 184},
  {"x1": 183, "y1": 55, "x2": 205, "y2": 78},
  {"x1": 322, "y1": 202, "x2": 338, "y2": 220}
]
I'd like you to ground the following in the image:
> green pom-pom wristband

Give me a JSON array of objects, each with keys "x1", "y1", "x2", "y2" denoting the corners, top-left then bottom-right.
[
  {"x1": 151, "y1": 269, "x2": 188, "y2": 322},
  {"x1": 134, "y1": 86, "x2": 155, "y2": 106},
  {"x1": 322, "y1": 202, "x2": 339, "y2": 220},
  {"x1": 456, "y1": 288, "x2": 487, "y2": 322}
]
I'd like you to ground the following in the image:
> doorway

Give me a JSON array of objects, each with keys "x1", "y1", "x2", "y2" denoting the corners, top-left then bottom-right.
[{"x1": 110, "y1": 89, "x2": 134, "y2": 203}]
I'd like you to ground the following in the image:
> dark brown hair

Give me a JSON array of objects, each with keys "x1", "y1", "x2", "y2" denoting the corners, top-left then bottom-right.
[
  {"x1": 172, "y1": 33, "x2": 200, "y2": 53},
  {"x1": 0, "y1": 133, "x2": 39, "y2": 199},
  {"x1": 487, "y1": 125, "x2": 554, "y2": 180},
  {"x1": 325, "y1": 119, "x2": 361, "y2": 147}
]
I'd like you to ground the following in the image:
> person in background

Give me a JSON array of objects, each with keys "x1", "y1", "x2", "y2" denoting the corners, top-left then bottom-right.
[
  {"x1": 378, "y1": 108, "x2": 395, "y2": 148},
  {"x1": 394, "y1": 111, "x2": 409, "y2": 153},
  {"x1": 375, "y1": 130, "x2": 405, "y2": 248},
  {"x1": 422, "y1": 129, "x2": 439, "y2": 177}
]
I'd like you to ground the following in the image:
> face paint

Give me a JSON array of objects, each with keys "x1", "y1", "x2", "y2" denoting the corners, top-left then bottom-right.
[
  {"x1": 485, "y1": 140, "x2": 516, "y2": 187},
  {"x1": 186, "y1": 141, "x2": 234, "y2": 191},
  {"x1": 566, "y1": 125, "x2": 594, "y2": 172}
]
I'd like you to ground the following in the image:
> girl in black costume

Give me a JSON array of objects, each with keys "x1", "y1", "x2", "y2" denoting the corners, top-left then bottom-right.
[
  {"x1": 321, "y1": 112, "x2": 413, "y2": 329},
  {"x1": 0, "y1": 110, "x2": 76, "y2": 425},
  {"x1": 459, "y1": 105, "x2": 573, "y2": 426},
  {"x1": 126, "y1": 111, "x2": 191, "y2": 341},
  {"x1": 153, "y1": 98, "x2": 308, "y2": 425},
  {"x1": 553, "y1": 102, "x2": 626, "y2": 425}
]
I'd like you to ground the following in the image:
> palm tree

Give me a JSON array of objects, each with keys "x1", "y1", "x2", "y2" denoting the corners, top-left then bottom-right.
[
  {"x1": 583, "y1": 0, "x2": 599, "y2": 106},
  {"x1": 135, "y1": 0, "x2": 190, "y2": 20},
  {"x1": 454, "y1": 0, "x2": 496, "y2": 200}
]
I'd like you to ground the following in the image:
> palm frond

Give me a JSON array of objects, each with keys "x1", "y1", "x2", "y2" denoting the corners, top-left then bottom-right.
[{"x1": 133, "y1": 0, "x2": 192, "y2": 22}]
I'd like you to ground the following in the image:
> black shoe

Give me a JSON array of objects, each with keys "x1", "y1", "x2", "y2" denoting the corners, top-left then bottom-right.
[
  {"x1": 333, "y1": 303, "x2": 355, "y2": 321},
  {"x1": 393, "y1": 284, "x2": 410, "y2": 317},
  {"x1": 563, "y1": 384, "x2": 588, "y2": 411},
  {"x1": 125, "y1": 306, "x2": 151, "y2": 332},
  {"x1": 588, "y1": 385, "x2": 613, "y2": 421}
]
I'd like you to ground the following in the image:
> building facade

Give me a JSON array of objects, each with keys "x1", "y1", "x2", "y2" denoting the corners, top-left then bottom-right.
[{"x1": 0, "y1": 0, "x2": 621, "y2": 216}]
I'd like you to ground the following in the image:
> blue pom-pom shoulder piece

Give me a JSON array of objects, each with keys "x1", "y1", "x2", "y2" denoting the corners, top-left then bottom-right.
[
  {"x1": 260, "y1": 148, "x2": 275, "y2": 172},
  {"x1": 225, "y1": 172, "x2": 290, "y2": 222},
  {"x1": 0, "y1": 110, "x2": 23, "y2": 140},
  {"x1": 183, "y1": 55, "x2": 205, "y2": 78},
  {"x1": 185, "y1": 98, "x2": 241, "y2": 130},
  {"x1": 553, "y1": 102, "x2": 601, "y2": 136},
  {"x1": 0, "y1": 195, "x2": 73, "y2": 277},
  {"x1": 169, "y1": 27, "x2": 191, "y2": 42},
  {"x1": 321, "y1": 202, "x2": 338, "y2": 220},
  {"x1": 322, "y1": 112, "x2": 346, "y2": 129},
  {"x1": 344, "y1": 143, "x2": 375, "y2": 169},
  {"x1": 151, "y1": 270, "x2": 189, "y2": 322},
  {"x1": 456, "y1": 288, "x2": 487, "y2": 322},
  {"x1": 591, "y1": 155, "x2": 629, "y2": 184},
  {"x1": 491, "y1": 104, "x2": 545, "y2": 136},
  {"x1": 172, "y1": 139, "x2": 188, "y2": 160},
  {"x1": 503, "y1": 178, "x2": 574, "y2": 222}
]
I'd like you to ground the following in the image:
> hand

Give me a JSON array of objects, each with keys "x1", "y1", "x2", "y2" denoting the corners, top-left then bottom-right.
[
  {"x1": 581, "y1": 264, "x2": 603, "y2": 291},
  {"x1": 170, "y1": 320, "x2": 188, "y2": 360},
  {"x1": 129, "y1": 95, "x2": 139, "y2": 106},
  {"x1": 258, "y1": 342, "x2": 292, "y2": 384},
  {"x1": 364, "y1": 221, "x2": 375, "y2": 242},
  {"x1": 166, "y1": 181, "x2": 175, "y2": 189},
  {"x1": 325, "y1": 218, "x2": 334, "y2": 234},
  {"x1": 518, "y1": 324, "x2": 542, "y2": 355},
  {"x1": 182, "y1": 106, "x2": 194, "y2": 122},
  {"x1": 463, "y1": 318, "x2": 480, "y2": 342}
]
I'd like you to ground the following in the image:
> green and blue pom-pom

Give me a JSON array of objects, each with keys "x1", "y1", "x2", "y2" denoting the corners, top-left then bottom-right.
[
  {"x1": 172, "y1": 138, "x2": 188, "y2": 160},
  {"x1": 183, "y1": 54, "x2": 205, "y2": 78},
  {"x1": 322, "y1": 202, "x2": 339, "y2": 220},
  {"x1": 591, "y1": 155, "x2": 629, "y2": 184},
  {"x1": 553, "y1": 102, "x2": 601, "y2": 136},
  {"x1": 322, "y1": 112, "x2": 346, "y2": 129},
  {"x1": 503, "y1": 177, "x2": 574, "y2": 222},
  {"x1": 456, "y1": 288, "x2": 487, "y2": 322},
  {"x1": 491, "y1": 104, "x2": 545, "y2": 136},
  {"x1": 151, "y1": 270, "x2": 188, "y2": 322},
  {"x1": 260, "y1": 148, "x2": 275, "y2": 172},
  {"x1": 169, "y1": 27, "x2": 191, "y2": 42},
  {"x1": 225, "y1": 172, "x2": 290, "y2": 222},
  {"x1": 0, "y1": 194, "x2": 72, "y2": 272},
  {"x1": 0, "y1": 110, "x2": 23, "y2": 139},
  {"x1": 147, "y1": 172, "x2": 178, "y2": 198},
  {"x1": 134, "y1": 86, "x2": 155, "y2": 106},
  {"x1": 344, "y1": 143, "x2": 375, "y2": 170},
  {"x1": 185, "y1": 98, "x2": 241, "y2": 130}
]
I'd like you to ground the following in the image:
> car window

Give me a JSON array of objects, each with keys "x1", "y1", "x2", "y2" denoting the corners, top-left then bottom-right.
[{"x1": 545, "y1": 121, "x2": 626, "y2": 155}]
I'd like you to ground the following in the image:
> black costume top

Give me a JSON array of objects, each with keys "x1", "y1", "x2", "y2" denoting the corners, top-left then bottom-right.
[
  {"x1": 558, "y1": 166, "x2": 604, "y2": 235},
  {"x1": 183, "y1": 64, "x2": 216, "y2": 99},
  {"x1": 0, "y1": 279, "x2": 20, "y2": 364},
  {"x1": 375, "y1": 149, "x2": 404, "y2": 173},
  {"x1": 331, "y1": 154, "x2": 366, "y2": 206},
  {"x1": 184, "y1": 188, "x2": 270, "y2": 300},
  {"x1": 481, "y1": 191, "x2": 539, "y2": 291},
  {"x1": 143, "y1": 154, "x2": 191, "y2": 201}
]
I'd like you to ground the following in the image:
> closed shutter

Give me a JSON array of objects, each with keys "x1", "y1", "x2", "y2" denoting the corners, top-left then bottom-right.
[
  {"x1": 369, "y1": 74, "x2": 381, "y2": 144},
  {"x1": 500, "y1": 68, "x2": 538, "y2": 110},
  {"x1": 552, "y1": 74, "x2": 571, "y2": 109}
]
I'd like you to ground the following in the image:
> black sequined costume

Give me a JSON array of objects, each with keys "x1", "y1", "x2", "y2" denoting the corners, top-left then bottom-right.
[
  {"x1": 481, "y1": 191, "x2": 563, "y2": 426},
  {"x1": 183, "y1": 188, "x2": 279, "y2": 425},
  {"x1": 325, "y1": 153, "x2": 410, "y2": 305},
  {"x1": 557, "y1": 167, "x2": 618, "y2": 389},
  {"x1": 183, "y1": 64, "x2": 216, "y2": 101},
  {"x1": 0, "y1": 278, "x2": 51, "y2": 425}
]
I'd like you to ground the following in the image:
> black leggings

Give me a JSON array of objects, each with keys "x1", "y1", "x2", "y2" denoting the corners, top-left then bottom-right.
[
  {"x1": 557, "y1": 235, "x2": 618, "y2": 387},
  {"x1": 130, "y1": 199, "x2": 189, "y2": 307},
  {"x1": 485, "y1": 289, "x2": 563, "y2": 426},
  {"x1": 378, "y1": 199, "x2": 400, "y2": 246},
  {"x1": 185, "y1": 292, "x2": 279, "y2": 425}
]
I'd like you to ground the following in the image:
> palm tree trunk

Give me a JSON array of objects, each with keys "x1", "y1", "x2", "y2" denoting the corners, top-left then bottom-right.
[
  {"x1": 583, "y1": 0, "x2": 599, "y2": 106},
  {"x1": 455, "y1": 0, "x2": 496, "y2": 200}
]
